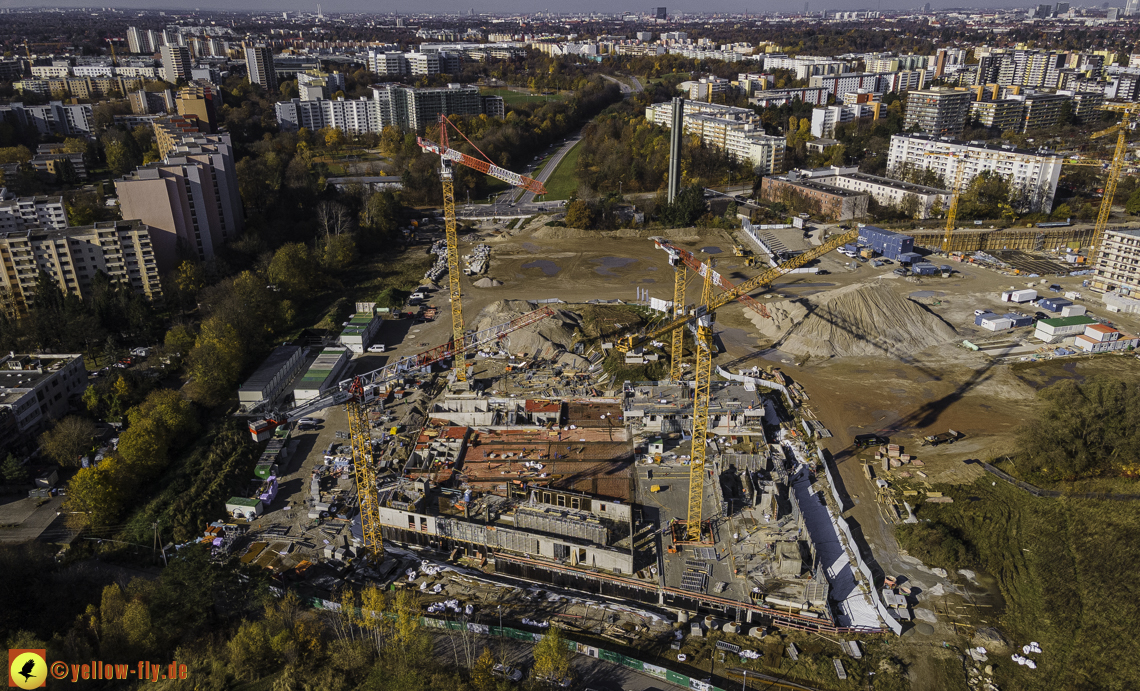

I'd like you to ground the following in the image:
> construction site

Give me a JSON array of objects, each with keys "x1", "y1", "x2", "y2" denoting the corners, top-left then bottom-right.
[{"x1": 197, "y1": 104, "x2": 1140, "y2": 691}]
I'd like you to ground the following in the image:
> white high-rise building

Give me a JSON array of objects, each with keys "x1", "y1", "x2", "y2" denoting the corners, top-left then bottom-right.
[
  {"x1": 886, "y1": 134, "x2": 1062, "y2": 212},
  {"x1": 161, "y1": 45, "x2": 192, "y2": 83}
]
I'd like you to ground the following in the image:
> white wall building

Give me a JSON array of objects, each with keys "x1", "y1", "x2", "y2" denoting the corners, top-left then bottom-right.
[
  {"x1": 810, "y1": 103, "x2": 882, "y2": 137},
  {"x1": 0, "y1": 196, "x2": 68, "y2": 233},
  {"x1": 1092, "y1": 228, "x2": 1140, "y2": 293},
  {"x1": 796, "y1": 168, "x2": 950, "y2": 218},
  {"x1": 886, "y1": 134, "x2": 1062, "y2": 212},
  {"x1": 646, "y1": 101, "x2": 785, "y2": 173}
]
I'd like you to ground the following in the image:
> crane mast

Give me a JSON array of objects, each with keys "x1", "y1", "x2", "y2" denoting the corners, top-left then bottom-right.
[
  {"x1": 346, "y1": 379, "x2": 382, "y2": 557},
  {"x1": 685, "y1": 262, "x2": 716, "y2": 542},
  {"x1": 418, "y1": 116, "x2": 547, "y2": 386}
]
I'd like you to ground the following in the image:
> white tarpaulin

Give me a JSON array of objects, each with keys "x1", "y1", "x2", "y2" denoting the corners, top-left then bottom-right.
[{"x1": 791, "y1": 467, "x2": 881, "y2": 630}]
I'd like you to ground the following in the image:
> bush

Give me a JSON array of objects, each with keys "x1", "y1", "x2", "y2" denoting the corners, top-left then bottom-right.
[{"x1": 895, "y1": 520, "x2": 972, "y2": 569}]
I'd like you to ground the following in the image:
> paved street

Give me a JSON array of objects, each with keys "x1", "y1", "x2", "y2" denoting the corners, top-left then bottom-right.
[{"x1": 517, "y1": 131, "x2": 583, "y2": 204}]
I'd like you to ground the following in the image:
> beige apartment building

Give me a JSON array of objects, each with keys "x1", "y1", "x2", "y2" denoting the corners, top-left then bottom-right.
[
  {"x1": 116, "y1": 132, "x2": 243, "y2": 271},
  {"x1": 0, "y1": 220, "x2": 163, "y2": 313}
]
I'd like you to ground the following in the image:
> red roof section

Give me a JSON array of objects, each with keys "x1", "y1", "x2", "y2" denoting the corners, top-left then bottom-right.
[{"x1": 525, "y1": 400, "x2": 562, "y2": 413}]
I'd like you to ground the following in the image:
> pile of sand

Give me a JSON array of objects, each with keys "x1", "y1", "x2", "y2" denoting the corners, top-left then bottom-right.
[
  {"x1": 472, "y1": 277, "x2": 503, "y2": 288},
  {"x1": 469, "y1": 300, "x2": 589, "y2": 367},
  {"x1": 746, "y1": 283, "x2": 958, "y2": 359}
]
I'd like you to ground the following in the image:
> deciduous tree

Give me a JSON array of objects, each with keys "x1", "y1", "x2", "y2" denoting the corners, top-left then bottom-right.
[{"x1": 40, "y1": 415, "x2": 97, "y2": 467}]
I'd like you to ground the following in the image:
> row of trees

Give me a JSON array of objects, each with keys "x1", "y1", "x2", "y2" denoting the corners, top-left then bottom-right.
[
  {"x1": 400, "y1": 76, "x2": 624, "y2": 206},
  {"x1": 3, "y1": 538, "x2": 574, "y2": 691}
]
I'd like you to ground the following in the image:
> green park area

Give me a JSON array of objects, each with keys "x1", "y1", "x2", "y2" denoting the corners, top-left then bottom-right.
[
  {"x1": 542, "y1": 140, "x2": 583, "y2": 200},
  {"x1": 479, "y1": 87, "x2": 566, "y2": 107}
]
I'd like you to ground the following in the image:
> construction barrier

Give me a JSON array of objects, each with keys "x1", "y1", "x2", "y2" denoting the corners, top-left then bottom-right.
[{"x1": 304, "y1": 595, "x2": 731, "y2": 690}]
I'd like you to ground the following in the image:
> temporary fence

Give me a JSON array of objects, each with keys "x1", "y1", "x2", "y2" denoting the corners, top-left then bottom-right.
[{"x1": 303, "y1": 595, "x2": 731, "y2": 691}]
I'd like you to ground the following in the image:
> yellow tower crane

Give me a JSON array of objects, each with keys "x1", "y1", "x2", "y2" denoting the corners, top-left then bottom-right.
[
  {"x1": 1060, "y1": 103, "x2": 1140, "y2": 260},
  {"x1": 619, "y1": 229, "x2": 859, "y2": 355},
  {"x1": 617, "y1": 232, "x2": 859, "y2": 540},
  {"x1": 345, "y1": 379, "x2": 382, "y2": 557},
  {"x1": 418, "y1": 116, "x2": 547, "y2": 385},
  {"x1": 922, "y1": 151, "x2": 971, "y2": 254},
  {"x1": 684, "y1": 261, "x2": 717, "y2": 541}
]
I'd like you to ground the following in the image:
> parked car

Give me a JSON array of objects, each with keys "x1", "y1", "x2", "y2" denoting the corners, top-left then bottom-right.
[
  {"x1": 854, "y1": 434, "x2": 889, "y2": 448},
  {"x1": 367, "y1": 344, "x2": 386, "y2": 352},
  {"x1": 492, "y1": 665, "x2": 523, "y2": 683}
]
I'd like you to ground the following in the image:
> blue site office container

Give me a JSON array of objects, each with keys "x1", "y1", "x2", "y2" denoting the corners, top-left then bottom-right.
[
  {"x1": 898, "y1": 252, "x2": 924, "y2": 264},
  {"x1": 1039, "y1": 297, "x2": 1073, "y2": 312},
  {"x1": 857, "y1": 226, "x2": 915, "y2": 262},
  {"x1": 975, "y1": 312, "x2": 998, "y2": 326},
  {"x1": 912, "y1": 263, "x2": 938, "y2": 275},
  {"x1": 1004, "y1": 313, "x2": 1034, "y2": 328}
]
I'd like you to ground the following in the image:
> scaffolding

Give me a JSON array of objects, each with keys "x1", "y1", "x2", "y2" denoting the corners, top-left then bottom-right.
[{"x1": 910, "y1": 226, "x2": 1091, "y2": 254}]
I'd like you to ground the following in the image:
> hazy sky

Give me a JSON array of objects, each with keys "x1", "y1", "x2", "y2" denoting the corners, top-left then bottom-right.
[{"x1": 0, "y1": 1, "x2": 1050, "y2": 15}]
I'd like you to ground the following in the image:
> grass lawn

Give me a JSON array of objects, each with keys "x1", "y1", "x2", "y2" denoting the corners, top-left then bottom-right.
[
  {"x1": 896, "y1": 477, "x2": 1140, "y2": 691},
  {"x1": 479, "y1": 87, "x2": 565, "y2": 107},
  {"x1": 542, "y1": 140, "x2": 583, "y2": 201}
]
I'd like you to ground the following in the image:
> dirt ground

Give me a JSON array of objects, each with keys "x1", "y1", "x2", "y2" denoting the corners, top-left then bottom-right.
[{"x1": 360, "y1": 219, "x2": 1140, "y2": 690}]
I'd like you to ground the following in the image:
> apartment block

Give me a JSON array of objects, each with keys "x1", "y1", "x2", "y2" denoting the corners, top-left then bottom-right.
[
  {"x1": 688, "y1": 77, "x2": 732, "y2": 102},
  {"x1": 970, "y1": 99, "x2": 1025, "y2": 132},
  {"x1": 761, "y1": 55, "x2": 852, "y2": 80},
  {"x1": 0, "y1": 353, "x2": 88, "y2": 441},
  {"x1": 244, "y1": 43, "x2": 278, "y2": 92},
  {"x1": 129, "y1": 88, "x2": 176, "y2": 115},
  {"x1": 153, "y1": 116, "x2": 207, "y2": 158},
  {"x1": 646, "y1": 101, "x2": 785, "y2": 173},
  {"x1": 278, "y1": 83, "x2": 485, "y2": 135},
  {"x1": 747, "y1": 87, "x2": 829, "y2": 107},
  {"x1": 116, "y1": 133, "x2": 242, "y2": 271},
  {"x1": 127, "y1": 26, "x2": 152, "y2": 54},
  {"x1": 1018, "y1": 93, "x2": 1068, "y2": 131},
  {"x1": 793, "y1": 167, "x2": 949, "y2": 218},
  {"x1": 809, "y1": 70, "x2": 925, "y2": 97},
  {"x1": 297, "y1": 70, "x2": 346, "y2": 101},
  {"x1": 368, "y1": 51, "x2": 408, "y2": 76},
  {"x1": 0, "y1": 102, "x2": 95, "y2": 139},
  {"x1": 0, "y1": 220, "x2": 163, "y2": 312},
  {"x1": 175, "y1": 81, "x2": 219, "y2": 133},
  {"x1": 903, "y1": 88, "x2": 972, "y2": 139},
  {"x1": 1092, "y1": 228, "x2": 1140, "y2": 293},
  {"x1": 161, "y1": 45, "x2": 192, "y2": 83},
  {"x1": 886, "y1": 134, "x2": 1061, "y2": 212},
  {"x1": 0, "y1": 196, "x2": 68, "y2": 233},
  {"x1": 809, "y1": 103, "x2": 881, "y2": 138},
  {"x1": 31, "y1": 144, "x2": 88, "y2": 182}
]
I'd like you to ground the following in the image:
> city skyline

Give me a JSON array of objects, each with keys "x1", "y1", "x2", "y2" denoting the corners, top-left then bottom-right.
[{"x1": 0, "y1": 1, "x2": 1096, "y2": 14}]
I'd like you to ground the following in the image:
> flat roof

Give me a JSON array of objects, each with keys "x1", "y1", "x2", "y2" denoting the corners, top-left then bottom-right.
[
  {"x1": 770, "y1": 177, "x2": 863, "y2": 198},
  {"x1": 239, "y1": 345, "x2": 301, "y2": 392},
  {"x1": 226, "y1": 497, "x2": 261, "y2": 507},
  {"x1": 894, "y1": 132, "x2": 1056, "y2": 158},
  {"x1": 1039, "y1": 315, "x2": 1097, "y2": 327},
  {"x1": 840, "y1": 171, "x2": 949, "y2": 195}
]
